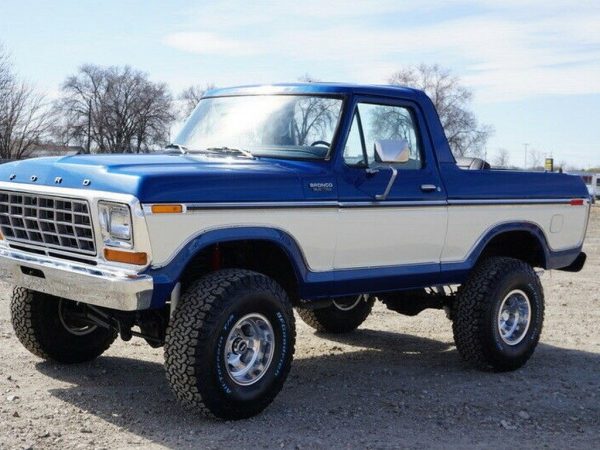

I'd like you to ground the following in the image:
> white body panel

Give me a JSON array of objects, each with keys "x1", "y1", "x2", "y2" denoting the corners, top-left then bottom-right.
[
  {"x1": 144, "y1": 201, "x2": 589, "y2": 271},
  {"x1": 441, "y1": 203, "x2": 589, "y2": 263},
  {"x1": 145, "y1": 208, "x2": 338, "y2": 270},
  {"x1": 334, "y1": 206, "x2": 447, "y2": 268}
]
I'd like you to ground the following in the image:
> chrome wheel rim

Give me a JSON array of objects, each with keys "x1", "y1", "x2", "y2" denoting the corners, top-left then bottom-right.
[
  {"x1": 224, "y1": 313, "x2": 275, "y2": 386},
  {"x1": 497, "y1": 289, "x2": 531, "y2": 345},
  {"x1": 333, "y1": 294, "x2": 368, "y2": 311},
  {"x1": 58, "y1": 299, "x2": 97, "y2": 336}
]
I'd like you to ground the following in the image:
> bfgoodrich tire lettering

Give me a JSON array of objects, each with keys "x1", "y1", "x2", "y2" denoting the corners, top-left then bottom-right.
[
  {"x1": 164, "y1": 269, "x2": 295, "y2": 420},
  {"x1": 452, "y1": 257, "x2": 544, "y2": 372},
  {"x1": 10, "y1": 287, "x2": 117, "y2": 364}
]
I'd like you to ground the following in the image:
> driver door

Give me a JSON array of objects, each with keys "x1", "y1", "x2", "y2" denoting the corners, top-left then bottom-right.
[{"x1": 334, "y1": 98, "x2": 447, "y2": 291}]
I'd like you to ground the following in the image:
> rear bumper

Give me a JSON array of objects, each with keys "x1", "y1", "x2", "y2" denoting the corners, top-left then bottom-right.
[{"x1": 0, "y1": 247, "x2": 153, "y2": 311}]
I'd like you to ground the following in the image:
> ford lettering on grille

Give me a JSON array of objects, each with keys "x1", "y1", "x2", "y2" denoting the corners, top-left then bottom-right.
[{"x1": 0, "y1": 191, "x2": 96, "y2": 255}]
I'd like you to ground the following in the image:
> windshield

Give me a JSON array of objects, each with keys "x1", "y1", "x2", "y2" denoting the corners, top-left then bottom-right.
[{"x1": 173, "y1": 95, "x2": 344, "y2": 159}]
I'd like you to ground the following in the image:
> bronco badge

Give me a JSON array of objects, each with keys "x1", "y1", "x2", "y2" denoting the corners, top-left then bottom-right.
[{"x1": 309, "y1": 182, "x2": 334, "y2": 192}]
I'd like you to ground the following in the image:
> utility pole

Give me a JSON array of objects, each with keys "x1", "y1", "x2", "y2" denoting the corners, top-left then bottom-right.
[
  {"x1": 86, "y1": 98, "x2": 92, "y2": 154},
  {"x1": 523, "y1": 143, "x2": 529, "y2": 169}
]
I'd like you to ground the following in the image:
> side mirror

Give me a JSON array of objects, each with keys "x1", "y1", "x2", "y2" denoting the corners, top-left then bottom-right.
[{"x1": 374, "y1": 139, "x2": 410, "y2": 164}]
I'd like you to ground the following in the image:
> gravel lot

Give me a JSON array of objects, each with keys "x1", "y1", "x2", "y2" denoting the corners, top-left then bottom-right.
[{"x1": 0, "y1": 207, "x2": 599, "y2": 450}]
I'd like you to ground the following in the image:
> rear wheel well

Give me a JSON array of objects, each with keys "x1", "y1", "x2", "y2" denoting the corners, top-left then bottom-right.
[
  {"x1": 179, "y1": 240, "x2": 301, "y2": 304},
  {"x1": 477, "y1": 231, "x2": 546, "y2": 268}
]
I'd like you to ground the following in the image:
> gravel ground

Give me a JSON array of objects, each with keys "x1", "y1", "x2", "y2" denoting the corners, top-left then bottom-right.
[{"x1": 0, "y1": 208, "x2": 599, "y2": 450}]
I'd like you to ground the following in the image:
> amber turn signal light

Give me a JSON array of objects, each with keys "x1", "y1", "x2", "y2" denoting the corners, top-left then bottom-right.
[
  {"x1": 104, "y1": 248, "x2": 148, "y2": 265},
  {"x1": 151, "y1": 204, "x2": 183, "y2": 214}
]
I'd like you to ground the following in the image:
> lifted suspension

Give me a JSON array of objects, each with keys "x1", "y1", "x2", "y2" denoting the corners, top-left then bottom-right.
[{"x1": 62, "y1": 303, "x2": 169, "y2": 348}]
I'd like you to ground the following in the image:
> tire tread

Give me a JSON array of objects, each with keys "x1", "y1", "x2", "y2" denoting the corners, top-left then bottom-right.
[
  {"x1": 452, "y1": 257, "x2": 544, "y2": 371},
  {"x1": 10, "y1": 287, "x2": 117, "y2": 363},
  {"x1": 164, "y1": 269, "x2": 296, "y2": 419}
]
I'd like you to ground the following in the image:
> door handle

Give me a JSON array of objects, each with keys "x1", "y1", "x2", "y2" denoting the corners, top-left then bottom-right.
[{"x1": 420, "y1": 184, "x2": 438, "y2": 192}]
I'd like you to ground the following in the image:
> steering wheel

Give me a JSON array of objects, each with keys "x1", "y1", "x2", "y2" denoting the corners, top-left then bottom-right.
[{"x1": 310, "y1": 140, "x2": 331, "y2": 147}]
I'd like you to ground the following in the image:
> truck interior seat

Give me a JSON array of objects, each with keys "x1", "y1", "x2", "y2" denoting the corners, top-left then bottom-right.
[{"x1": 455, "y1": 157, "x2": 491, "y2": 170}]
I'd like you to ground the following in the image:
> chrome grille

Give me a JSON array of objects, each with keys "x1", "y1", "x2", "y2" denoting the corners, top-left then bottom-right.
[{"x1": 0, "y1": 190, "x2": 96, "y2": 255}]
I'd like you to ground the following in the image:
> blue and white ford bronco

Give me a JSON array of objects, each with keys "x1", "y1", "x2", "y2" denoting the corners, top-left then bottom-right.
[{"x1": 0, "y1": 83, "x2": 590, "y2": 419}]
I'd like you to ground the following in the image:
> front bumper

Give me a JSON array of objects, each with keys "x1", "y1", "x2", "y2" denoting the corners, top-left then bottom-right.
[{"x1": 0, "y1": 247, "x2": 153, "y2": 311}]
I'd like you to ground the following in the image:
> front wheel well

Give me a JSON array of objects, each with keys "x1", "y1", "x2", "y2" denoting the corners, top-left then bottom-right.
[
  {"x1": 179, "y1": 240, "x2": 301, "y2": 304},
  {"x1": 477, "y1": 230, "x2": 546, "y2": 268}
]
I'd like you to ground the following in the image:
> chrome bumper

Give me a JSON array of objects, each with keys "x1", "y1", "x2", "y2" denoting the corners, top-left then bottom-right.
[{"x1": 0, "y1": 247, "x2": 153, "y2": 311}]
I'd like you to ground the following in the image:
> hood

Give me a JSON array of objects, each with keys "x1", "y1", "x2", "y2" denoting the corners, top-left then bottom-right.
[{"x1": 0, "y1": 154, "x2": 336, "y2": 203}]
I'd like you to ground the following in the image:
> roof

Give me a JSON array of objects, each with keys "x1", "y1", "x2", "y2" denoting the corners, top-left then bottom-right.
[{"x1": 205, "y1": 82, "x2": 423, "y2": 98}]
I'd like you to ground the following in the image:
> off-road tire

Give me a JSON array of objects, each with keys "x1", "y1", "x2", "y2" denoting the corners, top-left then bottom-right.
[
  {"x1": 164, "y1": 269, "x2": 296, "y2": 420},
  {"x1": 452, "y1": 257, "x2": 544, "y2": 372},
  {"x1": 297, "y1": 295, "x2": 375, "y2": 333},
  {"x1": 10, "y1": 287, "x2": 117, "y2": 364}
]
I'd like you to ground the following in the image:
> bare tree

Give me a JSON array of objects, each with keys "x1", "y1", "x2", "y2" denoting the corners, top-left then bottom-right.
[
  {"x1": 178, "y1": 83, "x2": 215, "y2": 119},
  {"x1": 558, "y1": 161, "x2": 586, "y2": 172},
  {"x1": 368, "y1": 106, "x2": 416, "y2": 146},
  {"x1": 292, "y1": 97, "x2": 339, "y2": 145},
  {"x1": 289, "y1": 74, "x2": 340, "y2": 145},
  {"x1": 388, "y1": 64, "x2": 493, "y2": 158},
  {"x1": 493, "y1": 148, "x2": 510, "y2": 168},
  {"x1": 557, "y1": 160, "x2": 572, "y2": 173},
  {"x1": 0, "y1": 45, "x2": 52, "y2": 159},
  {"x1": 54, "y1": 64, "x2": 175, "y2": 153},
  {"x1": 0, "y1": 46, "x2": 11, "y2": 98},
  {"x1": 528, "y1": 149, "x2": 543, "y2": 170},
  {"x1": 298, "y1": 74, "x2": 319, "y2": 83}
]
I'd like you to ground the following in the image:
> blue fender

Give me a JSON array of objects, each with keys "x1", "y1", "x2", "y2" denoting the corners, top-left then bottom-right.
[
  {"x1": 440, "y1": 221, "x2": 582, "y2": 283},
  {"x1": 143, "y1": 226, "x2": 321, "y2": 308}
]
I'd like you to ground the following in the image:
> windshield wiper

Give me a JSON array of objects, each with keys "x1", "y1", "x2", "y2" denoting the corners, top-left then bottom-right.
[
  {"x1": 164, "y1": 144, "x2": 188, "y2": 154},
  {"x1": 204, "y1": 146, "x2": 254, "y2": 158}
]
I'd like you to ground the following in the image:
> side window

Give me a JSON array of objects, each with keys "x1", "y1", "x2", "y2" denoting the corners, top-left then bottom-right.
[
  {"x1": 342, "y1": 113, "x2": 366, "y2": 166},
  {"x1": 357, "y1": 103, "x2": 423, "y2": 169}
]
